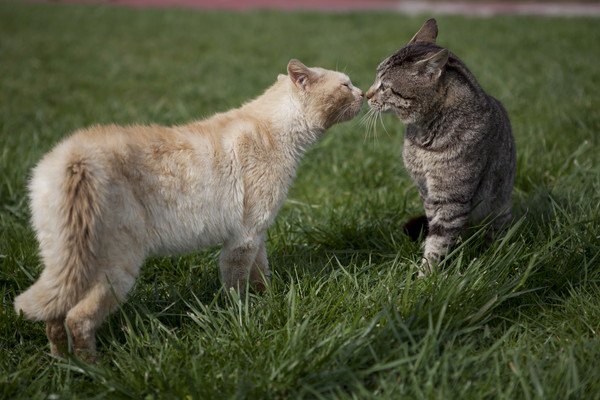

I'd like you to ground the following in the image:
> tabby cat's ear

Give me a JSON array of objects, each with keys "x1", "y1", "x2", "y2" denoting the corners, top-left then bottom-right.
[
  {"x1": 287, "y1": 59, "x2": 315, "y2": 90},
  {"x1": 415, "y1": 49, "x2": 449, "y2": 80},
  {"x1": 408, "y1": 18, "x2": 438, "y2": 45}
]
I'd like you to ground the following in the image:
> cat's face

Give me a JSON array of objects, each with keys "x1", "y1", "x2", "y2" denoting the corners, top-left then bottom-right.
[
  {"x1": 287, "y1": 60, "x2": 364, "y2": 129},
  {"x1": 366, "y1": 19, "x2": 449, "y2": 124}
]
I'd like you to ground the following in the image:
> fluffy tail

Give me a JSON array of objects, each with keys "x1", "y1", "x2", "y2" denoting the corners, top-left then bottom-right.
[{"x1": 15, "y1": 152, "x2": 105, "y2": 321}]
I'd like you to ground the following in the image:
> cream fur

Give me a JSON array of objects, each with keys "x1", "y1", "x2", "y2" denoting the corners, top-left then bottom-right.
[{"x1": 14, "y1": 60, "x2": 363, "y2": 360}]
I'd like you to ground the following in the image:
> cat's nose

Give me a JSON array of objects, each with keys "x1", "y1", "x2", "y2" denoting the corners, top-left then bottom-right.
[{"x1": 365, "y1": 86, "x2": 376, "y2": 100}]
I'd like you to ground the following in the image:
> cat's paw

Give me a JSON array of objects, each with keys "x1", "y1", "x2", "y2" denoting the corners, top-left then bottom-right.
[
  {"x1": 417, "y1": 257, "x2": 433, "y2": 278},
  {"x1": 250, "y1": 272, "x2": 271, "y2": 294}
]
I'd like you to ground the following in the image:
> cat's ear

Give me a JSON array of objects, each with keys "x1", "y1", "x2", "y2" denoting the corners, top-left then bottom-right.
[
  {"x1": 415, "y1": 49, "x2": 448, "y2": 80},
  {"x1": 408, "y1": 18, "x2": 438, "y2": 45},
  {"x1": 287, "y1": 59, "x2": 315, "y2": 90}
]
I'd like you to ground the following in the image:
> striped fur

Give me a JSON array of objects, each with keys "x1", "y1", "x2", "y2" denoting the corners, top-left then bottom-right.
[{"x1": 366, "y1": 19, "x2": 516, "y2": 275}]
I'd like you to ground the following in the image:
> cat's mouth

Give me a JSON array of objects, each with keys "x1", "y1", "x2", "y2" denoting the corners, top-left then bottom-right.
[
  {"x1": 333, "y1": 96, "x2": 364, "y2": 124},
  {"x1": 367, "y1": 99, "x2": 390, "y2": 113},
  {"x1": 347, "y1": 96, "x2": 365, "y2": 120}
]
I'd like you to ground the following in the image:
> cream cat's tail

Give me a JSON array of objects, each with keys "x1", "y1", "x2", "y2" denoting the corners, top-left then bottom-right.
[{"x1": 15, "y1": 145, "x2": 106, "y2": 321}]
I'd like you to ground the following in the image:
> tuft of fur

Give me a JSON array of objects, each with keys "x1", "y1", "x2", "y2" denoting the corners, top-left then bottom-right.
[
  {"x1": 14, "y1": 59, "x2": 363, "y2": 360},
  {"x1": 367, "y1": 19, "x2": 516, "y2": 275}
]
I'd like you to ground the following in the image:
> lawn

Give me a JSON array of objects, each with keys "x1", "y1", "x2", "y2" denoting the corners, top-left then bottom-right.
[{"x1": 1, "y1": 2, "x2": 599, "y2": 398}]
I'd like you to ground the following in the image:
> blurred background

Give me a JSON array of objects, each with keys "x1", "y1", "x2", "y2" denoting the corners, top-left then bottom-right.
[{"x1": 49, "y1": 0, "x2": 600, "y2": 16}]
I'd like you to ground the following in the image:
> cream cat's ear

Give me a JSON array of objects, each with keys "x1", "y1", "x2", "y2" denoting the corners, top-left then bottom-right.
[
  {"x1": 408, "y1": 18, "x2": 438, "y2": 45},
  {"x1": 287, "y1": 59, "x2": 315, "y2": 90}
]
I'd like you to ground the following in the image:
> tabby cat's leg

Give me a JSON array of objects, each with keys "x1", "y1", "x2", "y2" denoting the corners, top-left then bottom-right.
[
  {"x1": 420, "y1": 196, "x2": 471, "y2": 276},
  {"x1": 486, "y1": 208, "x2": 512, "y2": 243}
]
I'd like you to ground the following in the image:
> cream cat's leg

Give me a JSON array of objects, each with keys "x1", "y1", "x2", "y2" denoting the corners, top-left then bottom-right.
[
  {"x1": 219, "y1": 237, "x2": 261, "y2": 293},
  {"x1": 64, "y1": 267, "x2": 139, "y2": 362},
  {"x1": 249, "y1": 240, "x2": 270, "y2": 292},
  {"x1": 46, "y1": 319, "x2": 68, "y2": 357}
]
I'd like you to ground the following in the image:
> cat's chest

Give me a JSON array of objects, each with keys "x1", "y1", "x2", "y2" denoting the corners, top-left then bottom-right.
[
  {"x1": 402, "y1": 125, "x2": 464, "y2": 174},
  {"x1": 402, "y1": 139, "x2": 440, "y2": 176},
  {"x1": 403, "y1": 125, "x2": 428, "y2": 172}
]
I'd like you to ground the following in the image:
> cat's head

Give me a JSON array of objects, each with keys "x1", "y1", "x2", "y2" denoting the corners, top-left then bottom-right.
[
  {"x1": 286, "y1": 59, "x2": 364, "y2": 129},
  {"x1": 366, "y1": 19, "x2": 449, "y2": 124}
]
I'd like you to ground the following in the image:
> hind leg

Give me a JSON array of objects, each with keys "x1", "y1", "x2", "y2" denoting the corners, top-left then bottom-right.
[
  {"x1": 65, "y1": 268, "x2": 137, "y2": 362},
  {"x1": 249, "y1": 240, "x2": 270, "y2": 293},
  {"x1": 485, "y1": 209, "x2": 512, "y2": 243},
  {"x1": 46, "y1": 318, "x2": 68, "y2": 357}
]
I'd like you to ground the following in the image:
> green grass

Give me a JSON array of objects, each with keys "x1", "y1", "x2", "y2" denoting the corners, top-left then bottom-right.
[{"x1": 1, "y1": 2, "x2": 599, "y2": 398}]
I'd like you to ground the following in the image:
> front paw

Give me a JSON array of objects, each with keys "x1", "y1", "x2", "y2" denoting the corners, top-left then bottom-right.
[
  {"x1": 417, "y1": 253, "x2": 440, "y2": 278},
  {"x1": 417, "y1": 258, "x2": 430, "y2": 278}
]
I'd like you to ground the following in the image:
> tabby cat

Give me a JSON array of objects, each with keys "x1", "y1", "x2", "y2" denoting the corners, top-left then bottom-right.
[{"x1": 366, "y1": 19, "x2": 516, "y2": 275}]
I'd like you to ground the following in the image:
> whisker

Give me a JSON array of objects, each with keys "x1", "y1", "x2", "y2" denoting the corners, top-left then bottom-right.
[
  {"x1": 362, "y1": 110, "x2": 371, "y2": 142},
  {"x1": 362, "y1": 112, "x2": 370, "y2": 143},
  {"x1": 359, "y1": 109, "x2": 373, "y2": 125},
  {"x1": 378, "y1": 112, "x2": 391, "y2": 138},
  {"x1": 359, "y1": 111, "x2": 372, "y2": 131},
  {"x1": 361, "y1": 108, "x2": 376, "y2": 143},
  {"x1": 368, "y1": 110, "x2": 378, "y2": 145},
  {"x1": 372, "y1": 111, "x2": 380, "y2": 146},
  {"x1": 333, "y1": 102, "x2": 357, "y2": 125}
]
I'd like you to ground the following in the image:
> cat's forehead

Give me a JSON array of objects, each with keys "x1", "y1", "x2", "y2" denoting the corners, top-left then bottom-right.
[
  {"x1": 313, "y1": 67, "x2": 350, "y2": 82},
  {"x1": 377, "y1": 44, "x2": 442, "y2": 77},
  {"x1": 336, "y1": 71, "x2": 351, "y2": 82},
  {"x1": 376, "y1": 57, "x2": 393, "y2": 75},
  {"x1": 376, "y1": 51, "x2": 407, "y2": 78}
]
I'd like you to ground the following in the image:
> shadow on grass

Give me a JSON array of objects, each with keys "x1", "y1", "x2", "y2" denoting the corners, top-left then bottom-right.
[{"x1": 72, "y1": 184, "x2": 600, "y2": 361}]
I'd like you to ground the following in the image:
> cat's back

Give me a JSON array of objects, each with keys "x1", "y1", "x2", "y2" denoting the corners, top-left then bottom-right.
[
  {"x1": 449, "y1": 57, "x2": 513, "y2": 140},
  {"x1": 29, "y1": 122, "x2": 208, "y2": 221},
  {"x1": 35, "y1": 123, "x2": 180, "y2": 169},
  {"x1": 487, "y1": 95, "x2": 513, "y2": 140},
  {"x1": 29, "y1": 119, "x2": 245, "y2": 255},
  {"x1": 36, "y1": 121, "x2": 233, "y2": 185},
  {"x1": 68, "y1": 123, "x2": 187, "y2": 157}
]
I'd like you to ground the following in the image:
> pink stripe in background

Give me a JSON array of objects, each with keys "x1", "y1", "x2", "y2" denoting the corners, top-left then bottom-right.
[{"x1": 48, "y1": 0, "x2": 600, "y2": 16}]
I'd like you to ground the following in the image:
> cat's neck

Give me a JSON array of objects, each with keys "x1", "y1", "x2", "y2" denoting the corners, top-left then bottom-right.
[
  {"x1": 241, "y1": 78, "x2": 324, "y2": 157},
  {"x1": 181, "y1": 78, "x2": 323, "y2": 161},
  {"x1": 415, "y1": 69, "x2": 488, "y2": 130},
  {"x1": 407, "y1": 71, "x2": 491, "y2": 149}
]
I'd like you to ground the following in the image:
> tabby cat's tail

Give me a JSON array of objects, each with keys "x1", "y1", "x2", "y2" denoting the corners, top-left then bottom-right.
[{"x1": 403, "y1": 215, "x2": 429, "y2": 241}]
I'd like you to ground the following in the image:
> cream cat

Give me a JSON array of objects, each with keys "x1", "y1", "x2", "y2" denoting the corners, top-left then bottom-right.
[{"x1": 14, "y1": 59, "x2": 364, "y2": 360}]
